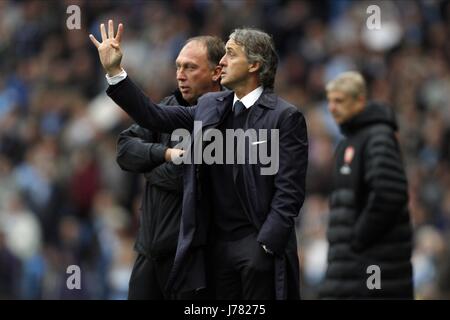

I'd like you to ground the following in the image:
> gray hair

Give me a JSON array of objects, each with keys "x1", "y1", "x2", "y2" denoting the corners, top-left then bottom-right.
[
  {"x1": 326, "y1": 71, "x2": 367, "y2": 99},
  {"x1": 229, "y1": 28, "x2": 278, "y2": 89}
]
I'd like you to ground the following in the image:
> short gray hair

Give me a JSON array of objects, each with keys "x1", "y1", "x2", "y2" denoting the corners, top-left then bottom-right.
[
  {"x1": 229, "y1": 28, "x2": 278, "y2": 89},
  {"x1": 326, "y1": 71, "x2": 367, "y2": 99}
]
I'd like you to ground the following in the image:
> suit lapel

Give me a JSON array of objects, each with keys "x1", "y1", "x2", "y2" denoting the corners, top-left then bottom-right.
[
  {"x1": 247, "y1": 105, "x2": 265, "y2": 129},
  {"x1": 233, "y1": 90, "x2": 276, "y2": 184},
  {"x1": 191, "y1": 92, "x2": 233, "y2": 164},
  {"x1": 202, "y1": 92, "x2": 234, "y2": 129},
  {"x1": 246, "y1": 89, "x2": 276, "y2": 129}
]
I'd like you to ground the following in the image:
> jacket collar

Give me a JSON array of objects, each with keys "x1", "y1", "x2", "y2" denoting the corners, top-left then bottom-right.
[
  {"x1": 172, "y1": 88, "x2": 191, "y2": 106},
  {"x1": 206, "y1": 88, "x2": 275, "y2": 129},
  {"x1": 215, "y1": 87, "x2": 276, "y2": 110},
  {"x1": 253, "y1": 88, "x2": 277, "y2": 110}
]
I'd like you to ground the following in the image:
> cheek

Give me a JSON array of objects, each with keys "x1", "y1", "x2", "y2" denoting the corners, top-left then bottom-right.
[
  {"x1": 228, "y1": 60, "x2": 238, "y2": 71},
  {"x1": 237, "y1": 62, "x2": 249, "y2": 74},
  {"x1": 192, "y1": 74, "x2": 211, "y2": 89},
  {"x1": 342, "y1": 103, "x2": 353, "y2": 115},
  {"x1": 337, "y1": 103, "x2": 347, "y2": 112},
  {"x1": 186, "y1": 71, "x2": 202, "y2": 83}
]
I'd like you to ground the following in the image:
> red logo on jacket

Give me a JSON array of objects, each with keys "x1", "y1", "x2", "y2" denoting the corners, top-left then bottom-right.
[{"x1": 344, "y1": 146, "x2": 354, "y2": 164}]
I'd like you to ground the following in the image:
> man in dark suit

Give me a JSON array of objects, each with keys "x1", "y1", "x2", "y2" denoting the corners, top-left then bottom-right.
[
  {"x1": 90, "y1": 20, "x2": 308, "y2": 299},
  {"x1": 116, "y1": 36, "x2": 224, "y2": 299}
]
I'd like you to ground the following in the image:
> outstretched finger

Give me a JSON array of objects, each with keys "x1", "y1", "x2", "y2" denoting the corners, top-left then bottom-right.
[
  {"x1": 115, "y1": 23, "x2": 123, "y2": 43},
  {"x1": 89, "y1": 34, "x2": 100, "y2": 48},
  {"x1": 108, "y1": 19, "x2": 114, "y2": 39},
  {"x1": 100, "y1": 23, "x2": 107, "y2": 41}
]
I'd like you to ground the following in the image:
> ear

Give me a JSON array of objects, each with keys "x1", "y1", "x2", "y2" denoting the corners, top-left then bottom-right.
[
  {"x1": 354, "y1": 94, "x2": 366, "y2": 113},
  {"x1": 357, "y1": 94, "x2": 366, "y2": 109},
  {"x1": 211, "y1": 65, "x2": 222, "y2": 82},
  {"x1": 248, "y1": 61, "x2": 261, "y2": 74}
]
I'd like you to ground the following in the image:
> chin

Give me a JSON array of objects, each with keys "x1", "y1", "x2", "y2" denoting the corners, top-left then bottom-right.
[{"x1": 182, "y1": 94, "x2": 192, "y2": 102}]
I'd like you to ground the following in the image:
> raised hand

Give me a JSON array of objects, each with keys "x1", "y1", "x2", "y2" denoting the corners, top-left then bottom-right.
[{"x1": 89, "y1": 20, "x2": 124, "y2": 76}]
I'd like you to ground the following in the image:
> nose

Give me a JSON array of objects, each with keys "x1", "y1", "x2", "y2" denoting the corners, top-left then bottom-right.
[
  {"x1": 328, "y1": 102, "x2": 336, "y2": 113},
  {"x1": 219, "y1": 54, "x2": 227, "y2": 67},
  {"x1": 177, "y1": 68, "x2": 186, "y2": 81}
]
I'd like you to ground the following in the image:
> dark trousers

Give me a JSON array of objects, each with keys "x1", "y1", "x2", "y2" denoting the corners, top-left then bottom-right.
[
  {"x1": 128, "y1": 253, "x2": 173, "y2": 299},
  {"x1": 210, "y1": 232, "x2": 275, "y2": 300},
  {"x1": 128, "y1": 253, "x2": 208, "y2": 300}
]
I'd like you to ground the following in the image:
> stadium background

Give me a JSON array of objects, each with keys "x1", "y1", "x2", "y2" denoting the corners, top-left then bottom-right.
[{"x1": 0, "y1": 0, "x2": 449, "y2": 299}]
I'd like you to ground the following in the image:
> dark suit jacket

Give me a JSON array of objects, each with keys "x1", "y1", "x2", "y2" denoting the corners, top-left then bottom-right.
[{"x1": 107, "y1": 77, "x2": 308, "y2": 299}]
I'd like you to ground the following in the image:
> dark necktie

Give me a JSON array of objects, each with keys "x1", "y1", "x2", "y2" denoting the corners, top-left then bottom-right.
[{"x1": 233, "y1": 100, "x2": 245, "y2": 117}]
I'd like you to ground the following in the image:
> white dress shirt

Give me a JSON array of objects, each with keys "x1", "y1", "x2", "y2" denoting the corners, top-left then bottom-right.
[
  {"x1": 233, "y1": 86, "x2": 264, "y2": 109},
  {"x1": 105, "y1": 69, "x2": 128, "y2": 85}
]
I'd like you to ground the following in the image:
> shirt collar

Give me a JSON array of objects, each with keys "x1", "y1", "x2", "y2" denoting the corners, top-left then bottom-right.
[{"x1": 233, "y1": 86, "x2": 263, "y2": 109}]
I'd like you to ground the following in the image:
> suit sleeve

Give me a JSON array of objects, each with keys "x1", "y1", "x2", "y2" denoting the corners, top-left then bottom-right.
[
  {"x1": 107, "y1": 77, "x2": 195, "y2": 133},
  {"x1": 116, "y1": 124, "x2": 168, "y2": 173},
  {"x1": 351, "y1": 128, "x2": 409, "y2": 252},
  {"x1": 256, "y1": 109, "x2": 308, "y2": 254}
]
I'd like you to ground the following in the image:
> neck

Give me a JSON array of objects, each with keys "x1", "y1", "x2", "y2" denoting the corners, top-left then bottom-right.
[
  {"x1": 233, "y1": 78, "x2": 260, "y2": 99},
  {"x1": 212, "y1": 82, "x2": 222, "y2": 93}
]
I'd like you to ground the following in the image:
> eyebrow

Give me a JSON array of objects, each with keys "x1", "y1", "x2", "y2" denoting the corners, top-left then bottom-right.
[{"x1": 175, "y1": 61, "x2": 198, "y2": 67}]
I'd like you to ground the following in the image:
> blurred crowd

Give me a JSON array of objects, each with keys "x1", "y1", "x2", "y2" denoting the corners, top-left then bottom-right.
[{"x1": 0, "y1": 0, "x2": 449, "y2": 299}]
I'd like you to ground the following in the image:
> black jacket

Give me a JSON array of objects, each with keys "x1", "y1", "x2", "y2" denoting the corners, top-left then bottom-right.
[
  {"x1": 108, "y1": 77, "x2": 308, "y2": 299},
  {"x1": 320, "y1": 102, "x2": 413, "y2": 299},
  {"x1": 116, "y1": 89, "x2": 189, "y2": 259}
]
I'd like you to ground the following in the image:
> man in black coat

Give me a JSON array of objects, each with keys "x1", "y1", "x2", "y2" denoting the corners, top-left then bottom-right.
[
  {"x1": 90, "y1": 21, "x2": 308, "y2": 299},
  {"x1": 320, "y1": 71, "x2": 414, "y2": 299},
  {"x1": 115, "y1": 36, "x2": 224, "y2": 299}
]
